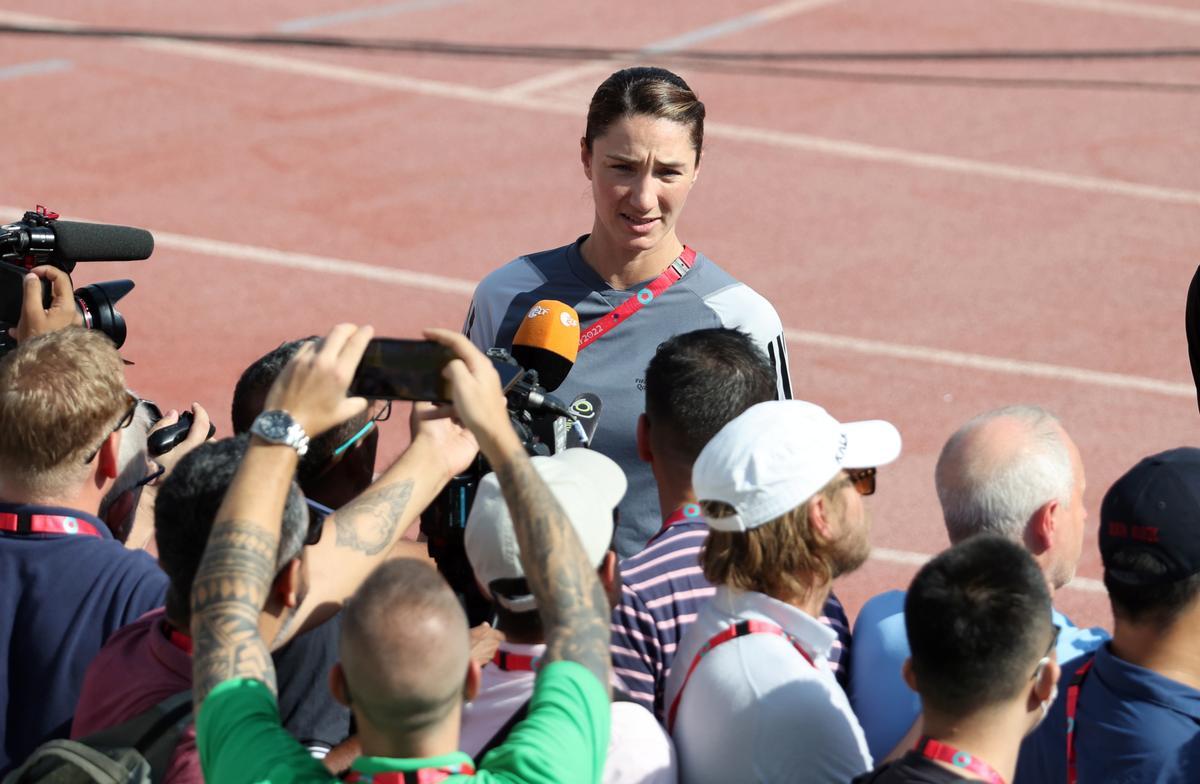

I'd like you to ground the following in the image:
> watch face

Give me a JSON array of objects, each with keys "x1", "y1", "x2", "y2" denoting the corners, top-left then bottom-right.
[{"x1": 254, "y1": 410, "x2": 293, "y2": 441}]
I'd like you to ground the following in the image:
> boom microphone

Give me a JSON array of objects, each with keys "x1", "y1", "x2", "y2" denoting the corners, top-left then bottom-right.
[
  {"x1": 511, "y1": 299, "x2": 580, "y2": 392},
  {"x1": 49, "y1": 221, "x2": 154, "y2": 262}
]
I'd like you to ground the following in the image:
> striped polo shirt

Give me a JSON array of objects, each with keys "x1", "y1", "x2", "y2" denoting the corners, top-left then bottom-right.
[{"x1": 611, "y1": 512, "x2": 852, "y2": 720}]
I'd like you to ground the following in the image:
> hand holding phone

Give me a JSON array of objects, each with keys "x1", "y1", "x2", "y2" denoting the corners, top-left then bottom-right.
[{"x1": 350, "y1": 339, "x2": 456, "y2": 402}]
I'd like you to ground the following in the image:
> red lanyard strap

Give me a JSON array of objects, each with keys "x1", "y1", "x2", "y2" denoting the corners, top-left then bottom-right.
[
  {"x1": 646, "y1": 503, "x2": 702, "y2": 546},
  {"x1": 1065, "y1": 656, "x2": 1095, "y2": 784},
  {"x1": 0, "y1": 511, "x2": 102, "y2": 538},
  {"x1": 492, "y1": 649, "x2": 539, "y2": 672},
  {"x1": 577, "y1": 246, "x2": 696, "y2": 351},
  {"x1": 343, "y1": 762, "x2": 474, "y2": 784},
  {"x1": 916, "y1": 737, "x2": 1007, "y2": 784},
  {"x1": 666, "y1": 618, "x2": 814, "y2": 733}
]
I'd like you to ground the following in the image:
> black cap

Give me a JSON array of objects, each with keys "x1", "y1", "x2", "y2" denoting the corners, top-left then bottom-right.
[{"x1": 1100, "y1": 448, "x2": 1200, "y2": 587}]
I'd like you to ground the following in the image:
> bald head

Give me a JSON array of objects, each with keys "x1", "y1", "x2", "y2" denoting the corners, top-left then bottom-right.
[
  {"x1": 936, "y1": 405, "x2": 1075, "y2": 543},
  {"x1": 340, "y1": 560, "x2": 470, "y2": 734}
]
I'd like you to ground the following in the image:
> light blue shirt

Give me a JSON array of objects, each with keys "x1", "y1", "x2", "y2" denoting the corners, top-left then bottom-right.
[{"x1": 848, "y1": 590, "x2": 1109, "y2": 761}]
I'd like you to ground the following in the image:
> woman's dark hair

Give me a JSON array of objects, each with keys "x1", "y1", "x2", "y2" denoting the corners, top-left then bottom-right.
[{"x1": 584, "y1": 67, "x2": 705, "y2": 164}]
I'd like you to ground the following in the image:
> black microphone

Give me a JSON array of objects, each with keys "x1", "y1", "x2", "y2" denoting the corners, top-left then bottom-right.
[{"x1": 50, "y1": 221, "x2": 154, "y2": 262}]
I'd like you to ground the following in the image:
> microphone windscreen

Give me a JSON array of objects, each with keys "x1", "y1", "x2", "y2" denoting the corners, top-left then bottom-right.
[
  {"x1": 512, "y1": 300, "x2": 580, "y2": 392},
  {"x1": 52, "y1": 221, "x2": 154, "y2": 262}
]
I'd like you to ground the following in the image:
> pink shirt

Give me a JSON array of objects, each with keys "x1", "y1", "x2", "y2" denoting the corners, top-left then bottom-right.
[{"x1": 71, "y1": 608, "x2": 199, "y2": 784}]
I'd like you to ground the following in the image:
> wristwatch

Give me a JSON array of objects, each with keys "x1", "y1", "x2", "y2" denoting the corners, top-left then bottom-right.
[{"x1": 249, "y1": 410, "x2": 310, "y2": 457}]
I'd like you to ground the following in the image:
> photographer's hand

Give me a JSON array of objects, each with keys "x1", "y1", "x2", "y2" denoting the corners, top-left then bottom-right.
[
  {"x1": 410, "y1": 401, "x2": 479, "y2": 484},
  {"x1": 263, "y1": 324, "x2": 373, "y2": 438},
  {"x1": 11, "y1": 266, "x2": 80, "y2": 343}
]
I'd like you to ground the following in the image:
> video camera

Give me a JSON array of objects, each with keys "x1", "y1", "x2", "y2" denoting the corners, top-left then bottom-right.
[
  {"x1": 421, "y1": 347, "x2": 599, "y2": 625},
  {"x1": 0, "y1": 207, "x2": 154, "y2": 355}
]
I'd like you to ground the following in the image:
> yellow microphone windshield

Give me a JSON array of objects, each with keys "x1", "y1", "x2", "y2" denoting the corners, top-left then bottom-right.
[{"x1": 513, "y1": 300, "x2": 580, "y2": 362}]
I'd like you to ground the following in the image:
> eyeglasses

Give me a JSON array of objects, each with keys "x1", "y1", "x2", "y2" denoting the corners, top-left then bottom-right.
[
  {"x1": 1030, "y1": 625, "x2": 1061, "y2": 680},
  {"x1": 331, "y1": 400, "x2": 391, "y2": 459},
  {"x1": 845, "y1": 467, "x2": 877, "y2": 496},
  {"x1": 82, "y1": 392, "x2": 139, "y2": 464},
  {"x1": 135, "y1": 460, "x2": 165, "y2": 489}
]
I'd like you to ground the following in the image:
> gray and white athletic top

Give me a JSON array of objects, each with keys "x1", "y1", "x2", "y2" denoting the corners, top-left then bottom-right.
[{"x1": 465, "y1": 237, "x2": 792, "y2": 557}]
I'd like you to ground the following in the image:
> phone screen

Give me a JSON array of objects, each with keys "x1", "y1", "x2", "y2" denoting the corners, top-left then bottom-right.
[{"x1": 350, "y1": 339, "x2": 455, "y2": 402}]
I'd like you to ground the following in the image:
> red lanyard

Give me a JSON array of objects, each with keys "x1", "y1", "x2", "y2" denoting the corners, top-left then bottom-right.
[
  {"x1": 0, "y1": 511, "x2": 102, "y2": 538},
  {"x1": 343, "y1": 764, "x2": 474, "y2": 784},
  {"x1": 492, "y1": 649, "x2": 540, "y2": 672},
  {"x1": 577, "y1": 246, "x2": 696, "y2": 350},
  {"x1": 1065, "y1": 656, "x2": 1095, "y2": 784},
  {"x1": 163, "y1": 621, "x2": 194, "y2": 655},
  {"x1": 916, "y1": 736, "x2": 1007, "y2": 784},
  {"x1": 646, "y1": 503, "x2": 703, "y2": 546},
  {"x1": 666, "y1": 618, "x2": 814, "y2": 733}
]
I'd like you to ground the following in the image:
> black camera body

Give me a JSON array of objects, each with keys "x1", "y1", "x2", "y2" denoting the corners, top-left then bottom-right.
[
  {"x1": 420, "y1": 348, "x2": 571, "y2": 626},
  {"x1": 0, "y1": 207, "x2": 152, "y2": 355}
]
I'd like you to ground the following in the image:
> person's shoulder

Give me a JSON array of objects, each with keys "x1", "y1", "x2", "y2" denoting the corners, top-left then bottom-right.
[
  {"x1": 608, "y1": 700, "x2": 676, "y2": 780},
  {"x1": 856, "y1": 590, "x2": 908, "y2": 629},
  {"x1": 475, "y1": 243, "x2": 575, "y2": 294},
  {"x1": 682, "y1": 255, "x2": 783, "y2": 338}
]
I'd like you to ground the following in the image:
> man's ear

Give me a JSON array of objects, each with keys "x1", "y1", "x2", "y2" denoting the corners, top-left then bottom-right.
[
  {"x1": 636, "y1": 414, "x2": 653, "y2": 464},
  {"x1": 580, "y1": 138, "x2": 593, "y2": 180},
  {"x1": 273, "y1": 558, "x2": 304, "y2": 608},
  {"x1": 599, "y1": 550, "x2": 618, "y2": 591},
  {"x1": 464, "y1": 658, "x2": 482, "y2": 703},
  {"x1": 809, "y1": 494, "x2": 833, "y2": 541},
  {"x1": 330, "y1": 663, "x2": 350, "y2": 707},
  {"x1": 1027, "y1": 500, "x2": 1058, "y2": 556},
  {"x1": 98, "y1": 430, "x2": 122, "y2": 480},
  {"x1": 902, "y1": 658, "x2": 919, "y2": 694},
  {"x1": 1031, "y1": 657, "x2": 1061, "y2": 706}
]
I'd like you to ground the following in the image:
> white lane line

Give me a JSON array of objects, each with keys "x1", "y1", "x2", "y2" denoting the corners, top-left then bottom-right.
[
  {"x1": 497, "y1": 0, "x2": 845, "y2": 98},
  {"x1": 873, "y1": 547, "x2": 1106, "y2": 594},
  {"x1": 120, "y1": 37, "x2": 1200, "y2": 209},
  {"x1": 0, "y1": 57, "x2": 72, "y2": 81},
  {"x1": 1004, "y1": 0, "x2": 1200, "y2": 25},
  {"x1": 6, "y1": 9, "x2": 1200, "y2": 207},
  {"x1": 3, "y1": 204, "x2": 1180, "y2": 401},
  {"x1": 787, "y1": 329, "x2": 1194, "y2": 398},
  {"x1": 276, "y1": 0, "x2": 467, "y2": 33}
]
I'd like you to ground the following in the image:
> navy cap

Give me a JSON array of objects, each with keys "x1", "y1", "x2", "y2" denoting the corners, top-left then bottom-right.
[{"x1": 1100, "y1": 448, "x2": 1200, "y2": 587}]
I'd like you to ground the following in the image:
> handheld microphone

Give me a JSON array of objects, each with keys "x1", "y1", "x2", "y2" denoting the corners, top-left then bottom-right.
[
  {"x1": 565, "y1": 392, "x2": 602, "y2": 448},
  {"x1": 511, "y1": 300, "x2": 580, "y2": 392}
]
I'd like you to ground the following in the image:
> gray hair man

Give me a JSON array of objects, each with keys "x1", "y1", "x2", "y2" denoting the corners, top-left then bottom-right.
[{"x1": 849, "y1": 405, "x2": 1108, "y2": 761}]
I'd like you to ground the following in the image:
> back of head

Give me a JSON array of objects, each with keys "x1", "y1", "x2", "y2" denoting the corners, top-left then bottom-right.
[
  {"x1": 644, "y1": 328, "x2": 776, "y2": 466},
  {"x1": 0, "y1": 327, "x2": 127, "y2": 498},
  {"x1": 905, "y1": 535, "x2": 1053, "y2": 717},
  {"x1": 340, "y1": 560, "x2": 470, "y2": 734},
  {"x1": 1100, "y1": 448, "x2": 1200, "y2": 627},
  {"x1": 585, "y1": 66, "x2": 705, "y2": 164},
  {"x1": 935, "y1": 405, "x2": 1073, "y2": 543},
  {"x1": 155, "y1": 435, "x2": 308, "y2": 625},
  {"x1": 232, "y1": 337, "x2": 373, "y2": 493}
]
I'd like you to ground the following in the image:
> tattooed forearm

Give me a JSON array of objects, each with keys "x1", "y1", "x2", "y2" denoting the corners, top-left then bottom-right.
[
  {"x1": 333, "y1": 480, "x2": 414, "y2": 556},
  {"x1": 191, "y1": 522, "x2": 280, "y2": 705},
  {"x1": 492, "y1": 450, "x2": 612, "y2": 692}
]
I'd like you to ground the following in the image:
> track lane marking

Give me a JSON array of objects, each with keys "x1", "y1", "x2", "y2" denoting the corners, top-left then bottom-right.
[
  {"x1": 1004, "y1": 0, "x2": 1200, "y2": 25},
  {"x1": 4, "y1": 10, "x2": 1200, "y2": 207}
]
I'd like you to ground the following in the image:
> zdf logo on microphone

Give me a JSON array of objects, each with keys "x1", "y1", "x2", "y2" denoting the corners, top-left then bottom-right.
[
  {"x1": 560, "y1": 312, "x2": 578, "y2": 328},
  {"x1": 526, "y1": 305, "x2": 550, "y2": 319}
]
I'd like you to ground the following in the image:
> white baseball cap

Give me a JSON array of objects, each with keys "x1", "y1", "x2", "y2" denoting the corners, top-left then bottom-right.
[
  {"x1": 465, "y1": 448, "x2": 627, "y2": 612},
  {"x1": 692, "y1": 400, "x2": 902, "y2": 532}
]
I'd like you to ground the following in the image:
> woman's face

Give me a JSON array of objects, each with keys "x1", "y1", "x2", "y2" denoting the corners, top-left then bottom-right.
[{"x1": 581, "y1": 113, "x2": 700, "y2": 257}]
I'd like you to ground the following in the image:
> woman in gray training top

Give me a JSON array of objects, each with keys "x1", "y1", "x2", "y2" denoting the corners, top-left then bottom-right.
[{"x1": 463, "y1": 66, "x2": 790, "y2": 558}]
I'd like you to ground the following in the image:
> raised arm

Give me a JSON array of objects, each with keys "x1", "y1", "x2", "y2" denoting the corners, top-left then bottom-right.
[
  {"x1": 190, "y1": 324, "x2": 372, "y2": 706},
  {"x1": 427, "y1": 328, "x2": 612, "y2": 692}
]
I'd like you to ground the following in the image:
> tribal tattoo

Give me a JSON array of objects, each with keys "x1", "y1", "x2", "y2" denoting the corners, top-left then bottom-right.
[
  {"x1": 492, "y1": 449, "x2": 612, "y2": 691},
  {"x1": 333, "y1": 480, "x2": 414, "y2": 556},
  {"x1": 191, "y1": 522, "x2": 280, "y2": 705}
]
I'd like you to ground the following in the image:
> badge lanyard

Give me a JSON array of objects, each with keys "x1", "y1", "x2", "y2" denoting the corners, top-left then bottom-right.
[
  {"x1": 646, "y1": 503, "x2": 703, "y2": 546},
  {"x1": 577, "y1": 247, "x2": 696, "y2": 351},
  {"x1": 666, "y1": 618, "x2": 815, "y2": 733},
  {"x1": 1065, "y1": 657, "x2": 1096, "y2": 784},
  {"x1": 0, "y1": 511, "x2": 103, "y2": 538},
  {"x1": 343, "y1": 763, "x2": 475, "y2": 783},
  {"x1": 916, "y1": 736, "x2": 1007, "y2": 784},
  {"x1": 492, "y1": 649, "x2": 540, "y2": 672}
]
